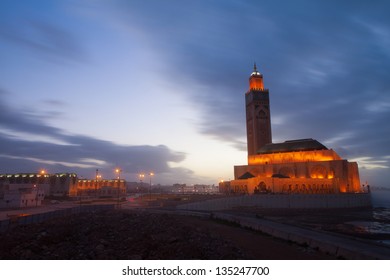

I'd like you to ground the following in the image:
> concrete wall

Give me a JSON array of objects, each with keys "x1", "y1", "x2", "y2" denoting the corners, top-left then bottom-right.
[{"x1": 177, "y1": 193, "x2": 372, "y2": 211}]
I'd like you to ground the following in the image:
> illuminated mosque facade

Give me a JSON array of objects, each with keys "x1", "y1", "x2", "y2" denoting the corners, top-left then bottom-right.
[{"x1": 221, "y1": 65, "x2": 362, "y2": 194}]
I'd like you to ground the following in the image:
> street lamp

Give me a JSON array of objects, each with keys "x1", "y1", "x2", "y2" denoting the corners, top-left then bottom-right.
[
  {"x1": 115, "y1": 168, "x2": 121, "y2": 180},
  {"x1": 115, "y1": 168, "x2": 122, "y2": 205},
  {"x1": 34, "y1": 184, "x2": 39, "y2": 207},
  {"x1": 149, "y1": 172, "x2": 154, "y2": 200},
  {"x1": 36, "y1": 169, "x2": 46, "y2": 206},
  {"x1": 94, "y1": 170, "x2": 102, "y2": 197},
  {"x1": 95, "y1": 169, "x2": 99, "y2": 197},
  {"x1": 139, "y1": 173, "x2": 145, "y2": 193}
]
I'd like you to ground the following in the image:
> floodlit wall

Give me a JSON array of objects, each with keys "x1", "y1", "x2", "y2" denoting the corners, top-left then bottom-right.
[
  {"x1": 0, "y1": 173, "x2": 78, "y2": 197},
  {"x1": 248, "y1": 149, "x2": 341, "y2": 165},
  {"x1": 233, "y1": 158, "x2": 361, "y2": 194},
  {"x1": 77, "y1": 180, "x2": 126, "y2": 196},
  {"x1": 228, "y1": 177, "x2": 339, "y2": 194}
]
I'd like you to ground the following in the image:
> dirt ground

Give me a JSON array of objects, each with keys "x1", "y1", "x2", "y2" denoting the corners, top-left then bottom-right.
[{"x1": 0, "y1": 209, "x2": 335, "y2": 260}]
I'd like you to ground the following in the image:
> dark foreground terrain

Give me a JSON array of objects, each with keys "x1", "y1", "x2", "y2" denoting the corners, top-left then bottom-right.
[
  {"x1": 235, "y1": 207, "x2": 390, "y2": 242},
  {"x1": 0, "y1": 210, "x2": 334, "y2": 260}
]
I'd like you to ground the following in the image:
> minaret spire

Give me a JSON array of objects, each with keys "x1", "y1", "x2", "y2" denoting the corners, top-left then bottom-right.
[{"x1": 251, "y1": 62, "x2": 261, "y2": 77}]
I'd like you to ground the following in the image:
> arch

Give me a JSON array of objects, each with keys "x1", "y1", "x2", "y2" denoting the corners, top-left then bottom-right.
[
  {"x1": 257, "y1": 109, "x2": 267, "y2": 119},
  {"x1": 310, "y1": 165, "x2": 327, "y2": 179},
  {"x1": 254, "y1": 181, "x2": 267, "y2": 194},
  {"x1": 328, "y1": 168, "x2": 335, "y2": 179},
  {"x1": 279, "y1": 166, "x2": 294, "y2": 178}
]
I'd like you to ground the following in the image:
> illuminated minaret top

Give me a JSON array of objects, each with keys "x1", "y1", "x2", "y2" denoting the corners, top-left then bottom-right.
[
  {"x1": 249, "y1": 63, "x2": 264, "y2": 90},
  {"x1": 245, "y1": 63, "x2": 272, "y2": 156}
]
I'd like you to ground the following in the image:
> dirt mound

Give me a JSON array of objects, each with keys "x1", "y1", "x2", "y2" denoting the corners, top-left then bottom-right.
[{"x1": 0, "y1": 209, "x2": 334, "y2": 260}]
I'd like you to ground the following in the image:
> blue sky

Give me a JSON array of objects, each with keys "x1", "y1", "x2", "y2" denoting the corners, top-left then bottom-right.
[{"x1": 0, "y1": 0, "x2": 389, "y2": 186}]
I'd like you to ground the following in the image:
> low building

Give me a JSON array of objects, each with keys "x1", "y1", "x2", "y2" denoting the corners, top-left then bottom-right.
[
  {"x1": 0, "y1": 173, "x2": 78, "y2": 199},
  {"x1": 0, "y1": 174, "x2": 46, "y2": 208},
  {"x1": 77, "y1": 179, "x2": 126, "y2": 197},
  {"x1": 0, "y1": 186, "x2": 45, "y2": 208}
]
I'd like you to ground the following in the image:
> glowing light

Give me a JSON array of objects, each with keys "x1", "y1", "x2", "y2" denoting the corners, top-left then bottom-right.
[
  {"x1": 249, "y1": 77, "x2": 264, "y2": 90},
  {"x1": 115, "y1": 168, "x2": 122, "y2": 180},
  {"x1": 248, "y1": 150, "x2": 341, "y2": 165}
]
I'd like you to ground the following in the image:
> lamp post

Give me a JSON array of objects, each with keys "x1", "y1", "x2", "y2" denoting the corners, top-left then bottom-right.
[
  {"x1": 115, "y1": 168, "x2": 121, "y2": 180},
  {"x1": 139, "y1": 173, "x2": 144, "y2": 196},
  {"x1": 35, "y1": 169, "x2": 45, "y2": 207},
  {"x1": 95, "y1": 170, "x2": 101, "y2": 198},
  {"x1": 34, "y1": 184, "x2": 39, "y2": 207},
  {"x1": 149, "y1": 172, "x2": 154, "y2": 200},
  {"x1": 95, "y1": 169, "x2": 98, "y2": 197},
  {"x1": 115, "y1": 168, "x2": 122, "y2": 205}
]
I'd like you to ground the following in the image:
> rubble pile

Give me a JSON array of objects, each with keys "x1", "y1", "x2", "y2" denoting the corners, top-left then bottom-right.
[{"x1": 0, "y1": 210, "x2": 245, "y2": 259}]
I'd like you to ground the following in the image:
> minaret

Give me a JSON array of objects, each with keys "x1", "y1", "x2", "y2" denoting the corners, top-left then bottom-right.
[{"x1": 245, "y1": 63, "x2": 272, "y2": 156}]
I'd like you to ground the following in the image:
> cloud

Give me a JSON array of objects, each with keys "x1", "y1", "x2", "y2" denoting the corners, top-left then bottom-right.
[
  {"x1": 0, "y1": 92, "x2": 192, "y2": 183},
  {"x1": 1, "y1": 0, "x2": 389, "y2": 186},
  {"x1": 112, "y1": 1, "x2": 389, "y2": 139},
  {"x1": 0, "y1": 18, "x2": 88, "y2": 63},
  {"x1": 107, "y1": 0, "x2": 390, "y2": 183}
]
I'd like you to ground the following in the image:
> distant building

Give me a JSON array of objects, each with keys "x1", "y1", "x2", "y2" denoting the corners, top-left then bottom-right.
[
  {"x1": 220, "y1": 65, "x2": 362, "y2": 194},
  {"x1": 77, "y1": 179, "x2": 126, "y2": 197},
  {"x1": 0, "y1": 173, "x2": 78, "y2": 198},
  {"x1": 172, "y1": 184, "x2": 219, "y2": 194},
  {"x1": 0, "y1": 172, "x2": 127, "y2": 207},
  {"x1": 0, "y1": 184, "x2": 44, "y2": 208}
]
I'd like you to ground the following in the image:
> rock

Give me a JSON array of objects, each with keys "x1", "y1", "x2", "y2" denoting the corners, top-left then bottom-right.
[
  {"x1": 128, "y1": 254, "x2": 142, "y2": 260},
  {"x1": 95, "y1": 244, "x2": 105, "y2": 252}
]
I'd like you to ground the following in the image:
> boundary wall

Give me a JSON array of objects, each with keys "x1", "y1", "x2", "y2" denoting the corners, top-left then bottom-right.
[{"x1": 177, "y1": 193, "x2": 371, "y2": 211}]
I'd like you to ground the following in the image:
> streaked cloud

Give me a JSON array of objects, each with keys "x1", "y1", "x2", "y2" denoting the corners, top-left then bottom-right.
[
  {"x1": 0, "y1": 94, "x2": 192, "y2": 183},
  {"x1": 0, "y1": 18, "x2": 88, "y2": 63}
]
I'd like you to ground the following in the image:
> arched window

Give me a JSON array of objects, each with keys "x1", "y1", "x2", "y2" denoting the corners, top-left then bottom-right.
[
  {"x1": 257, "y1": 109, "x2": 267, "y2": 119},
  {"x1": 310, "y1": 165, "x2": 327, "y2": 179}
]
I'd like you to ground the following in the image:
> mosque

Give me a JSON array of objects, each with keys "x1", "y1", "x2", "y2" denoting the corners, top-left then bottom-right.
[{"x1": 220, "y1": 65, "x2": 362, "y2": 195}]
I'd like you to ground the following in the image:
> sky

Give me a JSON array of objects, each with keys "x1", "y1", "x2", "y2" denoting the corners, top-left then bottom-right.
[{"x1": 0, "y1": 0, "x2": 389, "y2": 187}]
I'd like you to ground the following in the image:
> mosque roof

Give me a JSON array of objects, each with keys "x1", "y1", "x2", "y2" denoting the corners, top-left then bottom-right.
[
  {"x1": 257, "y1": 138, "x2": 328, "y2": 154},
  {"x1": 238, "y1": 172, "x2": 255, "y2": 180}
]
